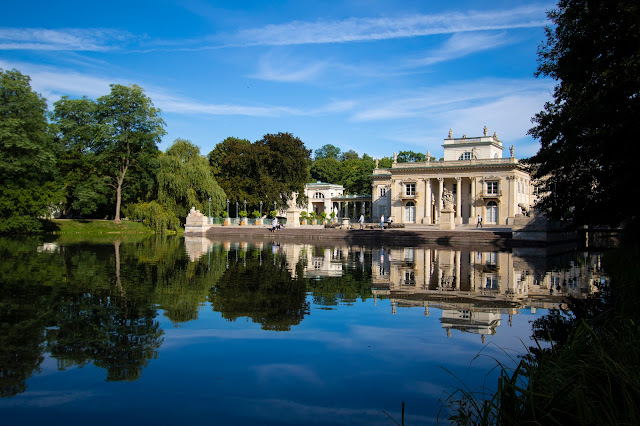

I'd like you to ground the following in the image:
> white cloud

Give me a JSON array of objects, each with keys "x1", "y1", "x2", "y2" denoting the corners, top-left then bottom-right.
[
  {"x1": 0, "y1": 28, "x2": 131, "y2": 51},
  {"x1": 409, "y1": 31, "x2": 511, "y2": 67},
  {"x1": 232, "y1": 5, "x2": 549, "y2": 46},
  {"x1": 251, "y1": 52, "x2": 328, "y2": 82}
]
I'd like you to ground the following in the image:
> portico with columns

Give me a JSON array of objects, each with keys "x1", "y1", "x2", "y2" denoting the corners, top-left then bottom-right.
[{"x1": 371, "y1": 128, "x2": 537, "y2": 226}]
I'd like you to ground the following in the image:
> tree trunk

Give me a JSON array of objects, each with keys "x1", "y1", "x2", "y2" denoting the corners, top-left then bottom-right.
[{"x1": 114, "y1": 166, "x2": 127, "y2": 223}]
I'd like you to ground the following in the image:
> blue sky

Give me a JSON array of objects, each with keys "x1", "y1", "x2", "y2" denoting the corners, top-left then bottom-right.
[{"x1": 1, "y1": 0, "x2": 554, "y2": 159}]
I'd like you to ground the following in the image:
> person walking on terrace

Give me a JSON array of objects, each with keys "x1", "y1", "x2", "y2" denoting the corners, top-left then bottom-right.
[
  {"x1": 359, "y1": 214, "x2": 365, "y2": 230},
  {"x1": 380, "y1": 214, "x2": 385, "y2": 230},
  {"x1": 476, "y1": 214, "x2": 483, "y2": 228}
]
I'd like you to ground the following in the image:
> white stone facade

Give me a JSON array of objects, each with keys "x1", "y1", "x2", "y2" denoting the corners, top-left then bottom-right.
[{"x1": 371, "y1": 130, "x2": 537, "y2": 226}]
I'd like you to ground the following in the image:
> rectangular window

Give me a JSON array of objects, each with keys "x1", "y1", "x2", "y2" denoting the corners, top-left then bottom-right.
[
  {"x1": 487, "y1": 181, "x2": 499, "y2": 194},
  {"x1": 452, "y1": 183, "x2": 457, "y2": 195},
  {"x1": 379, "y1": 187, "x2": 387, "y2": 197},
  {"x1": 405, "y1": 183, "x2": 416, "y2": 195}
]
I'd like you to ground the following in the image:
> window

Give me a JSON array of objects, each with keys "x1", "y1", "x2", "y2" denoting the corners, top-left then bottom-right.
[
  {"x1": 459, "y1": 151, "x2": 472, "y2": 160},
  {"x1": 379, "y1": 187, "x2": 387, "y2": 197},
  {"x1": 486, "y1": 181, "x2": 499, "y2": 194},
  {"x1": 405, "y1": 183, "x2": 416, "y2": 195},
  {"x1": 452, "y1": 183, "x2": 457, "y2": 195},
  {"x1": 314, "y1": 192, "x2": 324, "y2": 199}
]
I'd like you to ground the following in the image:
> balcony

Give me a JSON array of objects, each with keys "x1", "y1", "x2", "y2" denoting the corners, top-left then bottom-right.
[
  {"x1": 480, "y1": 190, "x2": 502, "y2": 198},
  {"x1": 398, "y1": 192, "x2": 417, "y2": 200}
]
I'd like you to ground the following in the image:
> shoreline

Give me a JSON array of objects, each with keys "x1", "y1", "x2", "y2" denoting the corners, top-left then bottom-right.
[{"x1": 188, "y1": 223, "x2": 574, "y2": 249}]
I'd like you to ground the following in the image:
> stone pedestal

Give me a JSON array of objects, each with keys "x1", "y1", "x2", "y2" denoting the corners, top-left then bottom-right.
[
  {"x1": 286, "y1": 209, "x2": 301, "y2": 227},
  {"x1": 341, "y1": 218, "x2": 350, "y2": 229},
  {"x1": 439, "y1": 208, "x2": 456, "y2": 230},
  {"x1": 185, "y1": 207, "x2": 214, "y2": 234}
]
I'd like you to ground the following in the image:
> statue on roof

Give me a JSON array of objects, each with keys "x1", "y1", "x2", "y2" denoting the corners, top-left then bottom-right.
[
  {"x1": 510, "y1": 145, "x2": 515, "y2": 158},
  {"x1": 462, "y1": 134, "x2": 467, "y2": 139},
  {"x1": 375, "y1": 158, "x2": 379, "y2": 168},
  {"x1": 483, "y1": 125, "x2": 488, "y2": 136},
  {"x1": 448, "y1": 128, "x2": 453, "y2": 138},
  {"x1": 493, "y1": 131, "x2": 498, "y2": 139},
  {"x1": 393, "y1": 152, "x2": 398, "y2": 163},
  {"x1": 426, "y1": 150, "x2": 431, "y2": 162}
]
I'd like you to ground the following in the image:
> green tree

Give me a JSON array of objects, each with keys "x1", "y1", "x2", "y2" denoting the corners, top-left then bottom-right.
[
  {"x1": 314, "y1": 143, "x2": 341, "y2": 160},
  {"x1": 309, "y1": 157, "x2": 342, "y2": 185},
  {"x1": 0, "y1": 69, "x2": 61, "y2": 233},
  {"x1": 527, "y1": 0, "x2": 640, "y2": 227},
  {"x1": 95, "y1": 84, "x2": 165, "y2": 223},
  {"x1": 340, "y1": 149, "x2": 359, "y2": 161},
  {"x1": 397, "y1": 150, "x2": 426, "y2": 163},
  {"x1": 52, "y1": 96, "x2": 109, "y2": 217},
  {"x1": 209, "y1": 133, "x2": 310, "y2": 211},
  {"x1": 157, "y1": 139, "x2": 226, "y2": 221}
]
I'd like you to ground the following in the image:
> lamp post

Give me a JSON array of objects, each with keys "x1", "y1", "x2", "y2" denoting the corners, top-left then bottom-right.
[
  {"x1": 226, "y1": 199, "x2": 229, "y2": 217},
  {"x1": 243, "y1": 199, "x2": 247, "y2": 214},
  {"x1": 259, "y1": 201, "x2": 262, "y2": 217},
  {"x1": 208, "y1": 197, "x2": 211, "y2": 224},
  {"x1": 273, "y1": 201, "x2": 276, "y2": 214},
  {"x1": 236, "y1": 202, "x2": 239, "y2": 218}
]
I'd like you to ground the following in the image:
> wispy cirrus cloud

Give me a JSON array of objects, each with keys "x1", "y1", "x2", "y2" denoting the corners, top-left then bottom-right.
[
  {"x1": 0, "y1": 27, "x2": 132, "y2": 51},
  {"x1": 0, "y1": 59, "x2": 354, "y2": 119},
  {"x1": 232, "y1": 5, "x2": 549, "y2": 46},
  {"x1": 408, "y1": 31, "x2": 511, "y2": 67}
]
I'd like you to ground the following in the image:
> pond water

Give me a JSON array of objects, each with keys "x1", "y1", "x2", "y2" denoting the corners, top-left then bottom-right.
[{"x1": 0, "y1": 235, "x2": 606, "y2": 425}]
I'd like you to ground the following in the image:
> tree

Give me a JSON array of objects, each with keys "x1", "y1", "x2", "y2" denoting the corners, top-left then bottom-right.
[
  {"x1": 52, "y1": 96, "x2": 109, "y2": 217},
  {"x1": 258, "y1": 132, "x2": 311, "y2": 208},
  {"x1": 314, "y1": 144, "x2": 341, "y2": 160},
  {"x1": 527, "y1": 0, "x2": 640, "y2": 227},
  {"x1": 0, "y1": 69, "x2": 61, "y2": 233},
  {"x1": 95, "y1": 84, "x2": 165, "y2": 223},
  {"x1": 209, "y1": 133, "x2": 310, "y2": 211},
  {"x1": 340, "y1": 149, "x2": 359, "y2": 161},
  {"x1": 397, "y1": 150, "x2": 426, "y2": 163},
  {"x1": 157, "y1": 138, "x2": 226, "y2": 221}
]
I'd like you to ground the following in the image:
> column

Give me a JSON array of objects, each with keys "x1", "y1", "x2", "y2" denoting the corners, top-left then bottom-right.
[
  {"x1": 455, "y1": 177, "x2": 462, "y2": 225},
  {"x1": 424, "y1": 179, "x2": 432, "y2": 224},
  {"x1": 507, "y1": 176, "x2": 516, "y2": 223},
  {"x1": 470, "y1": 177, "x2": 477, "y2": 225},
  {"x1": 437, "y1": 178, "x2": 444, "y2": 224}
]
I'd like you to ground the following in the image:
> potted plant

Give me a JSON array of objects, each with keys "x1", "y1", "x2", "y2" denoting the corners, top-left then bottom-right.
[
  {"x1": 239, "y1": 210, "x2": 248, "y2": 225},
  {"x1": 252, "y1": 210, "x2": 261, "y2": 225},
  {"x1": 330, "y1": 211, "x2": 336, "y2": 223},
  {"x1": 221, "y1": 210, "x2": 230, "y2": 226},
  {"x1": 300, "y1": 211, "x2": 308, "y2": 225},
  {"x1": 320, "y1": 211, "x2": 327, "y2": 225},
  {"x1": 309, "y1": 211, "x2": 317, "y2": 225}
]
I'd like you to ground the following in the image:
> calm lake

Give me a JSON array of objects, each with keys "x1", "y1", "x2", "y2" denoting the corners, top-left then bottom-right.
[{"x1": 0, "y1": 235, "x2": 605, "y2": 425}]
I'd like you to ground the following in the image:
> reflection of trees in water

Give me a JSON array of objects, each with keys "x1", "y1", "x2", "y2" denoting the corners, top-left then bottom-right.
[
  {"x1": 1, "y1": 237, "x2": 377, "y2": 397},
  {"x1": 209, "y1": 248, "x2": 309, "y2": 331}
]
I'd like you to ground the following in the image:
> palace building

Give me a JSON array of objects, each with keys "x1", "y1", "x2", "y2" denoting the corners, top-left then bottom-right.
[{"x1": 371, "y1": 128, "x2": 537, "y2": 226}]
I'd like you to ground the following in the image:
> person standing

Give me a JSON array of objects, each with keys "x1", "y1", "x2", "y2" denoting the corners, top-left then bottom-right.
[
  {"x1": 359, "y1": 214, "x2": 365, "y2": 230},
  {"x1": 380, "y1": 214, "x2": 385, "y2": 230}
]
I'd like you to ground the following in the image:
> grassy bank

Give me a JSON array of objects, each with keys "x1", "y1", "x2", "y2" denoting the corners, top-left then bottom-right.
[{"x1": 48, "y1": 219, "x2": 156, "y2": 234}]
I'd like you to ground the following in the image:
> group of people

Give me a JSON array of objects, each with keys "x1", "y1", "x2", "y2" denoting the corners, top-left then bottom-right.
[{"x1": 270, "y1": 217, "x2": 283, "y2": 232}]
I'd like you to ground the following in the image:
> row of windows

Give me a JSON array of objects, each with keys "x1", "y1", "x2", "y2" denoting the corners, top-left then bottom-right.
[{"x1": 380, "y1": 180, "x2": 517, "y2": 197}]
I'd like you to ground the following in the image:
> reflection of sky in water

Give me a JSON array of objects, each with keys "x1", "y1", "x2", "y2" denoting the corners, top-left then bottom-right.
[{"x1": 0, "y1": 237, "x2": 603, "y2": 425}]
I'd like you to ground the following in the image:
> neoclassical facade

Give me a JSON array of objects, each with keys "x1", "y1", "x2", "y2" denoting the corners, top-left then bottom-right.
[{"x1": 371, "y1": 129, "x2": 536, "y2": 225}]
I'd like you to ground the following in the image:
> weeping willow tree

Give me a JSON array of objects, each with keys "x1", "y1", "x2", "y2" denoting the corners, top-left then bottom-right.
[{"x1": 157, "y1": 139, "x2": 226, "y2": 222}]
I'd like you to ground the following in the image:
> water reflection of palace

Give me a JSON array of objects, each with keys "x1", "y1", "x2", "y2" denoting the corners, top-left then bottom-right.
[
  {"x1": 185, "y1": 237, "x2": 607, "y2": 341},
  {"x1": 371, "y1": 246, "x2": 605, "y2": 341}
]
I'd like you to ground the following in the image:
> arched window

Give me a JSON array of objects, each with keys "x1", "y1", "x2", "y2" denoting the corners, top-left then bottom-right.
[{"x1": 314, "y1": 192, "x2": 324, "y2": 199}]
